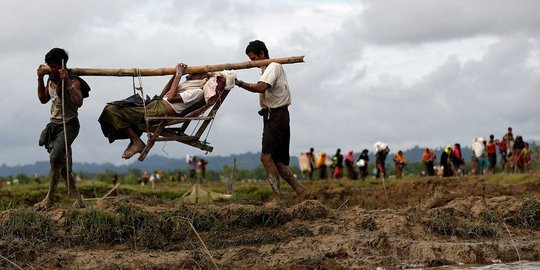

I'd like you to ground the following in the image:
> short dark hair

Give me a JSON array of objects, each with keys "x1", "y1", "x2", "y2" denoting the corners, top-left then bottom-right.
[
  {"x1": 45, "y1": 48, "x2": 69, "y2": 65},
  {"x1": 245, "y1": 40, "x2": 269, "y2": 58}
]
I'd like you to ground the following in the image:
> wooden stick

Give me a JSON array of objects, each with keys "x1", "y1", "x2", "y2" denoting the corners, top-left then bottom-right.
[
  {"x1": 337, "y1": 199, "x2": 349, "y2": 210},
  {"x1": 180, "y1": 217, "x2": 219, "y2": 270},
  {"x1": 61, "y1": 59, "x2": 71, "y2": 197},
  {"x1": 101, "y1": 183, "x2": 121, "y2": 199},
  {"x1": 502, "y1": 221, "x2": 522, "y2": 270},
  {"x1": 82, "y1": 196, "x2": 117, "y2": 201},
  {"x1": 0, "y1": 254, "x2": 23, "y2": 270},
  {"x1": 41, "y1": 56, "x2": 305, "y2": 76}
]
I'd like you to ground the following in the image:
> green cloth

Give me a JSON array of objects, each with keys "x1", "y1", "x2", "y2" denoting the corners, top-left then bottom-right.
[
  {"x1": 38, "y1": 117, "x2": 80, "y2": 170},
  {"x1": 98, "y1": 99, "x2": 168, "y2": 143}
]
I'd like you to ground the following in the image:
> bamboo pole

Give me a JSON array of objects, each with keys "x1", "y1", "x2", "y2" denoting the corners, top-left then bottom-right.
[{"x1": 41, "y1": 56, "x2": 305, "y2": 77}]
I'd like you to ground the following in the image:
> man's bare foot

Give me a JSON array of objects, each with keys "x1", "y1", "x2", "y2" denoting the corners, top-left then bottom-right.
[
  {"x1": 122, "y1": 142, "x2": 133, "y2": 158},
  {"x1": 72, "y1": 199, "x2": 86, "y2": 209},
  {"x1": 34, "y1": 198, "x2": 54, "y2": 211},
  {"x1": 122, "y1": 140, "x2": 146, "y2": 159},
  {"x1": 297, "y1": 190, "x2": 315, "y2": 201},
  {"x1": 266, "y1": 198, "x2": 286, "y2": 208}
]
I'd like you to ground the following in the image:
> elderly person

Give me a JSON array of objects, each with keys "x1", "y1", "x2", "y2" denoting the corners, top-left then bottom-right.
[{"x1": 99, "y1": 63, "x2": 210, "y2": 159}]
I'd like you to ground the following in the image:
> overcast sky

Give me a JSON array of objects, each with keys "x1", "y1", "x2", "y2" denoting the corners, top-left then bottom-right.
[{"x1": 1, "y1": 0, "x2": 539, "y2": 166}]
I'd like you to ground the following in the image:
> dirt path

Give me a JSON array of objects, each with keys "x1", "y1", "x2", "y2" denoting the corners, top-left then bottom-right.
[{"x1": 1, "y1": 177, "x2": 539, "y2": 269}]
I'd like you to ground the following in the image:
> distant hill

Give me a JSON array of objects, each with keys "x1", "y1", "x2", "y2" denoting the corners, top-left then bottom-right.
[
  {"x1": 2, "y1": 142, "x2": 536, "y2": 177},
  {"x1": 0, "y1": 152, "x2": 267, "y2": 177},
  {"x1": 0, "y1": 147, "x2": 478, "y2": 177}
]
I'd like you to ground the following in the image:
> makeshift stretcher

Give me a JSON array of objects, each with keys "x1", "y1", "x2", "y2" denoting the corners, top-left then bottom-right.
[
  {"x1": 136, "y1": 73, "x2": 232, "y2": 161},
  {"x1": 42, "y1": 56, "x2": 305, "y2": 161}
]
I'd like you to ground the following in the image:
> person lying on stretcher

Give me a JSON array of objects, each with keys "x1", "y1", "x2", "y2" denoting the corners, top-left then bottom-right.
[{"x1": 98, "y1": 63, "x2": 210, "y2": 159}]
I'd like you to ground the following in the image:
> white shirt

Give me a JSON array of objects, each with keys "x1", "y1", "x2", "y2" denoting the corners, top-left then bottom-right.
[
  {"x1": 258, "y1": 62, "x2": 291, "y2": 109},
  {"x1": 163, "y1": 79, "x2": 206, "y2": 114}
]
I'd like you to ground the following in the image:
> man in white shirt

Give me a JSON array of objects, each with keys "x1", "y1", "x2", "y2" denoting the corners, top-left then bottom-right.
[{"x1": 235, "y1": 40, "x2": 308, "y2": 203}]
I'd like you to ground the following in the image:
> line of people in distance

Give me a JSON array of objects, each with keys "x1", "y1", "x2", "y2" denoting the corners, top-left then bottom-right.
[
  {"x1": 301, "y1": 142, "x2": 403, "y2": 181},
  {"x1": 300, "y1": 127, "x2": 533, "y2": 180}
]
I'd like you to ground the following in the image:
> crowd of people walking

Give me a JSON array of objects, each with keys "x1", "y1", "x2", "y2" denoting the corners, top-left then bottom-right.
[{"x1": 301, "y1": 127, "x2": 534, "y2": 180}]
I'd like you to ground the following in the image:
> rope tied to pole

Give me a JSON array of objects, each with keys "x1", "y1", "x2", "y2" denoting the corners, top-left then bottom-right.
[{"x1": 132, "y1": 68, "x2": 151, "y2": 138}]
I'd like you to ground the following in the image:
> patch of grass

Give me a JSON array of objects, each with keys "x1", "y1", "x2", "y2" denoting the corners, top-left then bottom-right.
[
  {"x1": 425, "y1": 208, "x2": 499, "y2": 239},
  {"x1": 225, "y1": 205, "x2": 289, "y2": 229},
  {"x1": 113, "y1": 200, "x2": 146, "y2": 242},
  {"x1": 359, "y1": 216, "x2": 377, "y2": 231},
  {"x1": 192, "y1": 208, "x2": 225, "y2": 230},
  {"x1": 286, "y1": 224, "x2": 314, "y2": 238},
  {"x1": 232, "y1": 184, "x2": 274, "y2": 202},
  {"x1": 65, "y1": 208, "x2": 119, "y2": 245},
  {"x1": 289, "y1": 200, "x2": 329, "y2": 220},
  {"x1": 424, "y1": 208, "x2": 459, "y2": 236},
  {"x1": 77, "y1": 181, "x2": 118, "y2": 198},
  {"x1": 483, "y1": 173, "x2": 538, "y2": 185},
  {"x1": 0, "y1": 208, "x2": 54, "y2": 241},
  {"x1": 260, "y1": 206, "x2": 290, "y2": 227},
  {"x1": 0, "y1": 208, "x2": 52, "y2": 266},
  {"x1": 0, "y1": 185, "x2": 47, "y2": 210},
  {"x1": 520, "y1": 199, "x2": 540, "y2": 230},
  {"x1": 480, "y1": 209, "x2": 499, "y2": 224},
  {"x1": 136, "y1": 214, "x2": 169, "y2": 249},
  {"x1": 0, "y1": 236, "x2": 44, "y2": 266},
  {"x1": 230, "y1": 230, "x2": 283, "y2": 246},
  {"x1": 318, "y1": 225, "x2": 334, "y2": 235},
  {"x1": 503, "y1": 199, "x2": 540, "y2": 230},
  {"x1": 463, "y1": 223, "x2": 498, "y2": 238}
]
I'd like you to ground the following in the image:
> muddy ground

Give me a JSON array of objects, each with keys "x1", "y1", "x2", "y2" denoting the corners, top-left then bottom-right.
[{"x1": 1, "y1": 176, "x2": 539, "y2": 269}]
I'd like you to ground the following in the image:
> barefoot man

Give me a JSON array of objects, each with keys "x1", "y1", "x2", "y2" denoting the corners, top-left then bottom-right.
[
  {"x1": 235, "y1": 40, "x2": 308, "y2": 203},
  {"x1": 36, "y1": 48, "x2": 89, "y2": 210}
]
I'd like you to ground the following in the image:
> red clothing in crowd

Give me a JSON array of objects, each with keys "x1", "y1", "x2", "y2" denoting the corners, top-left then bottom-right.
[
  {"x1": 486, "y1": 142, "x2": 497, "y2": 154},
  {"x1": 498, "y1": 140, "x2": 508, "y2": 152}
]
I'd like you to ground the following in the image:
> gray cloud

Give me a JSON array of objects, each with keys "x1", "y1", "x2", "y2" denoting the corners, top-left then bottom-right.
[
  {"x1": 360, "y1": 0, "x2": 540, "y2": 44},
  {"x1": 1, "y1": 0, "x2": 539, "y2": 166}
]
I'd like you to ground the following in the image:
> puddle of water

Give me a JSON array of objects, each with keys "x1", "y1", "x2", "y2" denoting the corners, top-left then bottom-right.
[{"x1": 409, "y1": 261, "x2": 540, "y2": 270}]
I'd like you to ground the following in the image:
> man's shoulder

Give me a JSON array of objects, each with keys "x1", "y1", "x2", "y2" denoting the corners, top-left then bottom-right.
[
  {"x1": 264, "y1": 62, "x2": 284, "y2": 72},
  {"x1": 269, "y1": 62, "x2": 284, "y2": 70},
  {"x1": 268, "y1": 62, "x2": 282, "y2": 67},
  {"x1": 72, "y1": 75, "x2": 91, "y2": 98}
]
